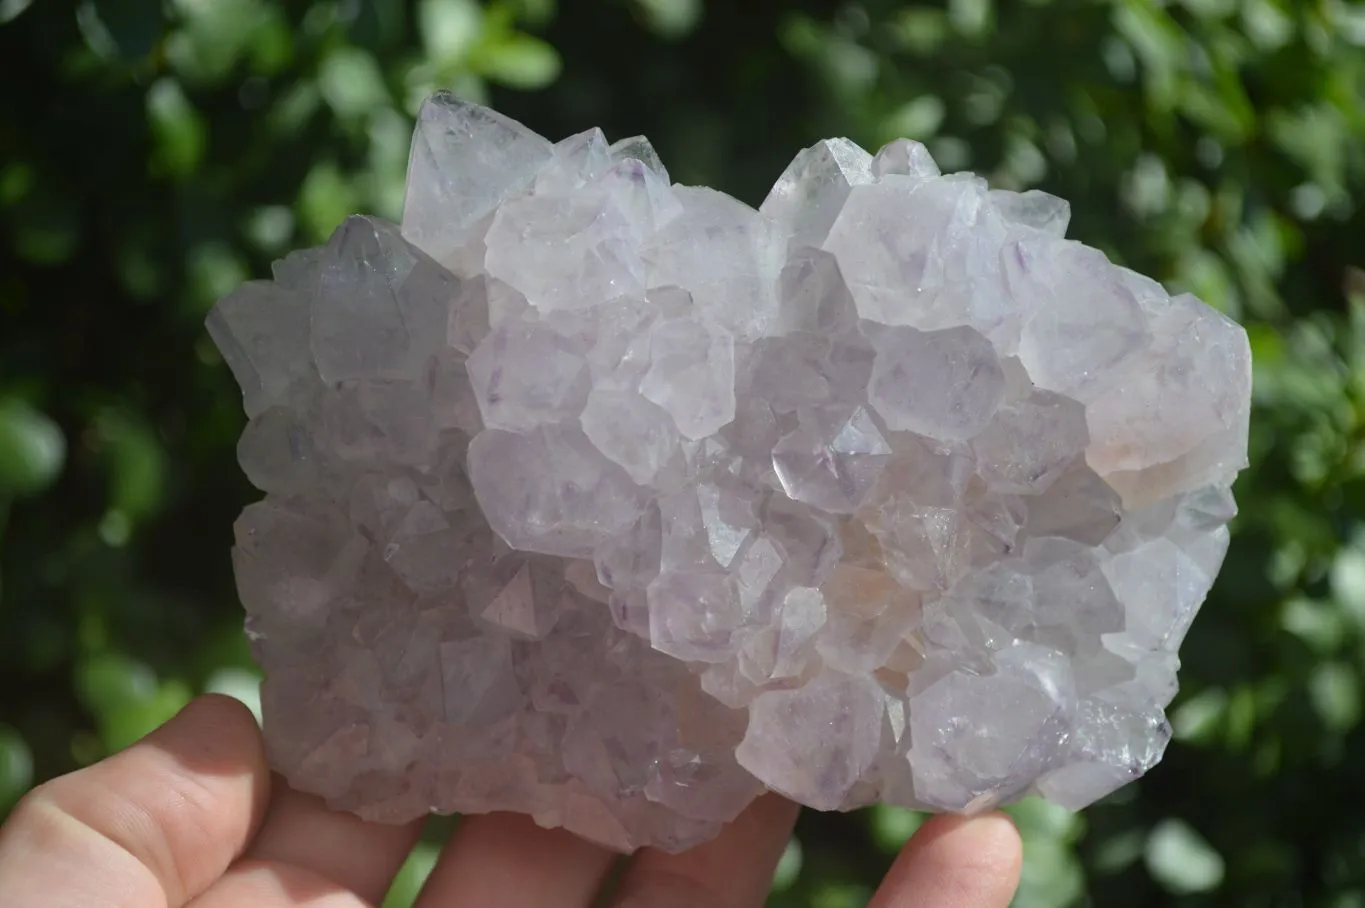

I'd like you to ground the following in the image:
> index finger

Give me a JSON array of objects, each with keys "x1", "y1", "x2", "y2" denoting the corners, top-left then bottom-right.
[
  {"x1": 868, "y1": 812, "x2": 1023, "y2": 908},
  {"x1": 0, "y1": 694, "x2": 271, "y2": 908}
]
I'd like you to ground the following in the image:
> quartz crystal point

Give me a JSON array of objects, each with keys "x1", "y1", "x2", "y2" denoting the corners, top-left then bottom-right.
[{"x1": 210, "y1": 92, "x2": 1252, "y2": 853}]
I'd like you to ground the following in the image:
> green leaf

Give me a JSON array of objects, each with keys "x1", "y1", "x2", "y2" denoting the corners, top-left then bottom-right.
[
  {"x1": 188, "y1": 242, "x2": 249, "y2": 311},
  {"x1": 1240, "y1": 0, "x2": 1293, "y2": 51},
  {"x1": 366, "y1": 107, "x2": 416, "y2": 220},
  {"x1": 93, "y1": 409, "x2": 166, "y2": 525},
  {"x1": 868, "y1": 804, "x2": 925, "y2": 851},
  {"x1": 76, "y1": 652, "x2": 158, "y2": 718},
  {"x1": 634, "y1": 0, "x2": 703, "y2": 38},
  {"x1": 889, "y1": 8, "x2": 949, "y2": 55},
  {"x1": 319, "y1": 46, "x2": 391, "y2": 119},
  {"x1": 1173, "y1": 248, "x2": 1236, "y2": 314},
  {"x1": 1114, "y1": 0, "x2": 1185, "y2": 111},
  {"x1": 418, "y1": 0, "x2": 484, "y2": 64},
  {"x1": 0, "y1": 399, "x2": 65, "y2": 498},
  {"x1": 76, "y1": 654, "x2": 192, "y2": 753},
  {"x1": 948, "y1": 0, "x2": 992, "y2": 38},
  {"x1": 105, "y1": 681, "x2": 193, "y2": 753},
  {"x1": 1309, "y1": 662, "x2": 1361, "y2": 732},
  {"x1": 1281, "y1": 596, "x2": 1346, "y2": 653},
  {"x1": 243, "y1": 205, "x2": 296, "y2": 253},
  {"x1": 771, "y1": 837, "x2": 803, "y2": 891},
  {"x1": 268, "y1": 81, "x2": 322, "y2": 136},
  {"x1": 165, "y1": 0, "x2": 264, "y2": 83},
  {"x1": 810, "y1": 881, "x2": 875, "y2": 908},
  {"x1": 1145, "y1": 819, "x2": 1226, "y2": 894},
  {"x1": 1267, "y1": 105, "x2": 1348, "y2": 189},
  {"x1": 883, "y1": 96, "x2": 945, "y2": 142},
  {"x1": 146, "y1": 78, "x2": 207, "y2": 179},
  {"x1": 473, "y1": 32, "x2": 562, "y2": 90},
  {"x1": 0, "y1": 161, "x2": 32, "y2": 207},
  {"x1": 1331, "y1": 548, "x2": 1365, "y2": 629},
  {"x1": 817, "y1": 37, "x2": 879, "y2": 98},
  {"x1": 1091, "y1": 828, "x2": 1147, "y2": 875},
  {"x1": 381, "y1": 841, "x2": 440, "y2": 908},
  {"x1": 75, "y1": 1, "x2": 120, "y2": 59},
  {"x1": 0, "y1": 726, "x2": 33, "y2": 810},
  {"x1": 248, "y1": 5, "x2": 293, "y2": 74},
  {"x1": 1328, "y1": 0, "x2": 1365, "y2": 47},
  {"x1": 1015, "y1": 838, "x2": 1085, "y2": 908},
  {"x1": 1006, "y1": 797, "x2": 1083, "y2": 844},
  {"x1": 298, "y1": 160, "x2": 358, "y2": 242},
  {"x1": 0, "y1": 0, "x2": 35, "y2": 25},
  {"x1": 1171, "y1": 687, "x2": 1228, "y2": 742},
  {"x1": 1178, "y1": 79, "x2": 1254, "y2": 144}
]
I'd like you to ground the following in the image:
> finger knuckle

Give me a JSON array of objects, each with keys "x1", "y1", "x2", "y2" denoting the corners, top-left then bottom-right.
[
  {"x1": 24, "y1": 770, "x2": 188, "y2": 903},
  {"x1": 6, "y1": 780, "x2": 166, "y2": 906}
]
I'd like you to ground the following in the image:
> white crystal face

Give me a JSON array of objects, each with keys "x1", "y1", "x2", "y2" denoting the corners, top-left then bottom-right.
[{"x1": 210, "y1": 91, "x2": 1252, "y2": 853}]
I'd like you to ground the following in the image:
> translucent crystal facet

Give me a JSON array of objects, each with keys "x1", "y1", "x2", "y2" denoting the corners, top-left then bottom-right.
[{"x1": 210, "y1": 92, "x2": 1252, "y2": 853}]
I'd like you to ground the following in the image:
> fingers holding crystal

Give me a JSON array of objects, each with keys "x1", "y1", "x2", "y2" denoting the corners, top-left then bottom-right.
[
  {"x1": 606, "y1": 794, "x2": 799, "y2": 908},
  {"x1": 188, "y1": 859, "x2": 383, "y2": 908},
  {"x1": 238, "y1": 786, "x2": 425, "y2": 907},
  {"x1": 207, "y1": 94, "x2": 1252, "y2": 852},
  {"x1": 868, "y1": 813, "x2": 1022, "y2": 908},
  {"x1": 412, "y1": 812, "x2": 616, "y2": 908},
  {"x1": 0, "y1": 695, "x2": 269, "y2": 908}
]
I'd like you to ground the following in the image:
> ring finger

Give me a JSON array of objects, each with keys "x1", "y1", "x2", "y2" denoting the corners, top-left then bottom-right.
[
  {"x1": 606, "y1": 794, "x2": 799, "y2": 908},
  {"x1": 412, "y1": 811, "x2": 617, "y2": 908}
]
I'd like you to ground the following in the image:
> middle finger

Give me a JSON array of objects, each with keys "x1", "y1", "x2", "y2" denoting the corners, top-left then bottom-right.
[{"x1": 412, "y1": 811, "x2": 617, "y2": 908}]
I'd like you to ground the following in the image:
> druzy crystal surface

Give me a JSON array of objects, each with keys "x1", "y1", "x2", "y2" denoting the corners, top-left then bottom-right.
[{"x1": 210, "y1": 93, "x2": 1251, "y2": 852}]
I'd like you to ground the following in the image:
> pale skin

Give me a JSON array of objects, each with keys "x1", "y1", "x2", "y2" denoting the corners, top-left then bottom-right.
[{"x1": 0, "y1": 696, "x2": 1022, "y2": 908}]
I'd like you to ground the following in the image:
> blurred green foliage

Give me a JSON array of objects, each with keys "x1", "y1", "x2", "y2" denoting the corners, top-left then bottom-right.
[{"x1": 2, "y1": 0, "x2": 1364, "y2": 904}]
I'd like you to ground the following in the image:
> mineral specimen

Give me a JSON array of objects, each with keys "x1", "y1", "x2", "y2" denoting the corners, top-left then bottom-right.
[{"x1": 210, "y1": 92, "x2": 1252, "y2": 853}]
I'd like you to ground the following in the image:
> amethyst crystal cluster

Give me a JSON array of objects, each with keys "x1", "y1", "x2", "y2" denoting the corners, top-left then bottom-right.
[{"x1": 209, "y1": 93, "x2": 1251, "y2": 852}]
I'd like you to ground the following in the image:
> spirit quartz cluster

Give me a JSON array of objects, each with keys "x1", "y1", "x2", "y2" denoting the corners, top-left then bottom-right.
[{"x1": 210, "y1": 93, "x2": 1252, "y2": 852}]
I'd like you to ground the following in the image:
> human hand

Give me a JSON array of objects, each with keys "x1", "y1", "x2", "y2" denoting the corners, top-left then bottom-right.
[{"x1": 0, "y1": 695, "x2": 1022, "y2": 907}]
